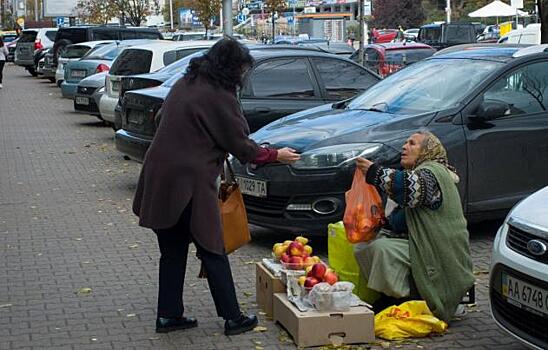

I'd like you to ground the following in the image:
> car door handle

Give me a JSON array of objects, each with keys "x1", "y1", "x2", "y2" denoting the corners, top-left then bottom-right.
[{"x1": 254, "y1": 107, "x2": 271, "y2": 113}]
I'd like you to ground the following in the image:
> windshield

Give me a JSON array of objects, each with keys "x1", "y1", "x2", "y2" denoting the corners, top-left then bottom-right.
[
  {"x1": 348, "y1": 58, "x2": 503, "y2": 115},
  {"x1": 61, "y1": 45, "x2": 92, "y2": 59},
  {"x1": 82, "y1": 44, "x2": 123, "y2": 60},
  {"x1": 162, "y1": 52, "x2": 205, "y2": 87}
]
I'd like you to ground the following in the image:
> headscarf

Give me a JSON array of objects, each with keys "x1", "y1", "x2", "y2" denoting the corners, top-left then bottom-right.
[{"x1": 413, "y1": 131, "x2": 460, "y2": 183}]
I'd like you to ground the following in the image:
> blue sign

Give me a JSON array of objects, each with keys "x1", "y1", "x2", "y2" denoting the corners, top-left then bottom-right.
[
  {"x1": 287, "y1": 15, "x2": 294, "y2": 24},
  {"x1": 56, "y1": 17, "x2": 65, "y2": 27},
  {"x1": 288, "y1": 0, "x2": 297, "y2": 5},
  {"x1": 178, "y1": 8, "x2": 202, "y2": 27},
  {"x1": 237, "y1": 13, "x2": 247, "y2": 23}
]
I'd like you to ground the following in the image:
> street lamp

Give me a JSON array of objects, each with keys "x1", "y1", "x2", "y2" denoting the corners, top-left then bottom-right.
[{"x1": 169, "y1": 0, "x2": 174, "y2": 30}]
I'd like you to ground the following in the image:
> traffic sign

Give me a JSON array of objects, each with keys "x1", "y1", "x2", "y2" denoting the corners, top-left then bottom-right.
[
  {"x1": 237, "y1": 13, "x2": 247, "y2": 23},
  {"x1": 56, "y1": 17, "x2": 65, "y2": 27}
]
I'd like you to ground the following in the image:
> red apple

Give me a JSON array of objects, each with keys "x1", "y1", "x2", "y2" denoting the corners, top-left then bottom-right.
[
  {"x1": 288, "y1": 241, "x2": 304, "y2": 256},
  {"x1": 310, "y1": 263, "x2": 327, "y2": 280},
  {"x1": 280, "y1": 253, "x2": 291, "y2": 264},
  {"x1": 323, "y1": 271, "x2": 338, "y2": 285},
  {"x1": 288, "y1": 256, "x2": 303, "y2": 270},
  {"x1": 304, "y1": 276, "x2": 320, "y2": 289}
]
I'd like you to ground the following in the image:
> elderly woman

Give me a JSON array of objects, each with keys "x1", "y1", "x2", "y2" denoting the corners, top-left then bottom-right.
[{"x1": 354, "y1": 131, "x2": 474, "y2": 322}]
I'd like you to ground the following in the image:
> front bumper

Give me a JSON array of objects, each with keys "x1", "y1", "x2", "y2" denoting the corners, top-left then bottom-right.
[
  {"x1": 61, "y1": 81, "x2": 78, "y2": 99},
  {"x1": 231, "y1": 161, "x2": 353, "y2": 234},
  {"x1": 115, "y1": 129, "x2": 151, "y2": 162},
  {"x1": 489, "y1": 222, "x2": 548, "y2": 350}
]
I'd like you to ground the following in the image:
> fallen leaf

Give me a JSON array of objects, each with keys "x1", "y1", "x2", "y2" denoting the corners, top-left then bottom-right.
[
  {"x1": 76, "y1": 288, "x2": 92, "y2": 295},
  {"x1": 417, "y1": 346, "x2": 424, "y2": 349},
  {"x1": 0, "y1": 304, "x2": 12, "y2": 308},
  {"x1": 116, "y1": 309, "x2": 124, "y2": 312},
  {"x1": 253, "y1": 326, "x2": 268, "y2": 332},
  {"x1": 91, "y1": 338, "x2": 97, "y2": 342},
  {"x1": 258, "y1": 312, "x2": 266, "y2": 316},
  {"x1": 243, "y1": 291, "x2": 253, "y2": 297},
  {"x1": 74, "y1": 238, "x2": 83, "y2": 241},
  {"x1": 473, "y1": 270, "x2": 489, "y2": 275},
  {"x1": 255, "y1": 347, "x2": 264, "y2": 350},
  {"x1": 381, "y1": 341, "x2": 391, "y2": 348},
  {"x1": 329, "y1": 335, "x2": 344, "y2": 347},
  {"x1": 126, "y1": 313, "x2": 136, "y2": 317},
  {"x1": 149, "y1": 336, "x2": 160, "y2": 340},
  {"x1": 244, "y1": 261, "x2": 255, "y2": 265},
  {"x1": 128, "y1": 244, "x2": 139, "y2": 249},
  {"x1": 253, "y1": 340, "x2": 262, "y2": 345}
]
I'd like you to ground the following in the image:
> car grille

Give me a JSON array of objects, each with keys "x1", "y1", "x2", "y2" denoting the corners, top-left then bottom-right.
[
  {"x1": 243, "y1": 195, "x2": 289, "y2": 218},
  {"x1": 77, "y1": 86, "x2": 97, "y2": 96},
  {"x1": 506, "y1": 224, "x2": 548, "y2": 264},
  {"x1": 491, "y1": 290, "x2": 548, "y2": 347}
]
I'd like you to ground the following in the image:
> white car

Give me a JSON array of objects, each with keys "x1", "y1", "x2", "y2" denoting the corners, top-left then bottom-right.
[
  {"x1": 55, "y1": 41, "x2": 113, "y2": 86},
  {"x1": 489, "y1": 185, "x2": 548, "y2": 350},
  {"x1": 498, "y1": 23, "x2": 540, "y2": 45},
  {"x1": 99, "y1": 40, "x2": 215, "y2": 124}
]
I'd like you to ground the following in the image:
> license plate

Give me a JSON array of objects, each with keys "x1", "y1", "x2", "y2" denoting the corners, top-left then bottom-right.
[
  {"x1": 75, "y1": 96, "x2": 89, "y2": 106},
  {"x1": 502, "y1": 273, "x2": 548, "y2": 316},
  {"x1": 128, "y1": 110, "x2": 146, "y2": 124},
  {"x1": 71, "y1": 70, "x2": 86, "y2": 78},
  {"x1": 235, "y1": 176, "x2": 267, "y2": 198}
]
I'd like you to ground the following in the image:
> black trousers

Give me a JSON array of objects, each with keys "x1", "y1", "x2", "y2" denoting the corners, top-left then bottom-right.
[
  {"x1": 0, "y1": 60, "x2": 5, "y2": 83},
  {"x1": 153, "y1": 204, "x2": 241, "y2": 320}
]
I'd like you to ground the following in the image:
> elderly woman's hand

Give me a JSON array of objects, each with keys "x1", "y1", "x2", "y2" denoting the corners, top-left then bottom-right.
[
  {"x1": 276, "y1": 147, "x2": 300, "y2": 164},
  {"x1": 356, "y1": 157, "x2": 374, "y2": 175}
]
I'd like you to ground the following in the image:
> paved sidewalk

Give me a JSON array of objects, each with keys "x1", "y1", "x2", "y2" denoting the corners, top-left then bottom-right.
[{"x1": 0, "y1": 65, "x2": 526, "y2": 350}]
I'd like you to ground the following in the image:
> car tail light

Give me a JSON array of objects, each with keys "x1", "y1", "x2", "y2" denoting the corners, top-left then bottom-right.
[
  {"x1": 96, "y1": 64, "x2": 110, "y2": 73},
  {"x1": 34, "y1": 39, "x2": 43, "y2": 50}
]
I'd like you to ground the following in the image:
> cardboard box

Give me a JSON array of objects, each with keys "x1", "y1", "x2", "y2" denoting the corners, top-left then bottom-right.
[
  {"x1": 256, "y1": 262, "x2": 286, "y2": 317},
  {"x1": 273, "y1": 293, "x2": 374, "y2": 348}
]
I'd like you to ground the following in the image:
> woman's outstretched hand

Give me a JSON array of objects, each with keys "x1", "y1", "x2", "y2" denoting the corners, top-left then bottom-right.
[
  {"x1": 356, "y1": 157, "x2": 374, "y2": 174},
  {"x1": 276, "y1": 147, "x2": 300, "y2": 164}
]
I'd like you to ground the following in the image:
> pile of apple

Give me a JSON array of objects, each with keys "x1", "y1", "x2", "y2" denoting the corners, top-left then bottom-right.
[
  {"x1": 272, "y1": 236, "x2": 321, "y2": 270},
  {"x1": 298, "y1": 262, "x2": 339, "y2": 290}
]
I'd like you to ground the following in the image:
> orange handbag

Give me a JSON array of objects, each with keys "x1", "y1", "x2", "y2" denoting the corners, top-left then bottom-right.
[{"x1": 219, "y1": 159, "x2": 251, "y2": 254}]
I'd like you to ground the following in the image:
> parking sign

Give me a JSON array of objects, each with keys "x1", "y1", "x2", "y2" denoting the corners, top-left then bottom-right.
[{"x1": 56, "y1": 17, "x2": 65, "y2": 27}]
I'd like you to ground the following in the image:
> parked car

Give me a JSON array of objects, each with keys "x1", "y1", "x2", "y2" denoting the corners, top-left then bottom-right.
[
  {"x1": 99, "y1": 40, "x2": 217, "y2": 125},
  {"x1": 52, "y1": 26, "x2": 163, "y2": 69},
  {"x1": 54, "y1": 41, "x2": 113, "y2": 86},
  {"x1": 115, "y1": 48, "x2": 380, "y2": 162},
  {"x1": 5, "y1": 37, "x2": 19, "y2": 62},
  {"x1": 403, "y1": 28, "x2": 419, "y2": 41},
  {"x1": 498, "y1": 23, "x2": 540, "y2": 45},
  {"x1": 371, "y1": 29, "x2": 399, "y2": 44},
  {"x1": 14, "y1": 28, "x2": 58, "y2": 76},
  {"x1": 73, "y1": 72, "x2": 108, "y2": 118},
  {"x1": 489, "y1": 185, "x2": 548, "y2": 350},
  {"x1": 417, "y1": 22, "x2": 477, "y2": 50},
  {"x1": 350, "y1": 42, "x2": 435, "y2": 77},
  {"x1": 171, "y1": 31, "x2": 206, "y2": 41},
  {"x1": 61, "y1": 40, "x2": 152, "y2": 99},
  {"x1": 228, "y1": 45, "x2": 548, "y2": 233}
]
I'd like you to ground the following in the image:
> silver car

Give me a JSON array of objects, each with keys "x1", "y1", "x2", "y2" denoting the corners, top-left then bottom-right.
[{"x1": 14, "y1": 28, "x2": 57, "y2": 76}]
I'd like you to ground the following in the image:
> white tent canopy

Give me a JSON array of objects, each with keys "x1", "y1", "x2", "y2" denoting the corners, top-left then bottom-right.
[{"x1": 469, "y1": 0, "x2": 528, "y2": 17}]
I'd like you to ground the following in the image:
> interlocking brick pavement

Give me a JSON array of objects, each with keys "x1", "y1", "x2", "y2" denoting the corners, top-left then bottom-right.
[{"x1": 0, "y1": 64, "x2": 528, "y2": 349}]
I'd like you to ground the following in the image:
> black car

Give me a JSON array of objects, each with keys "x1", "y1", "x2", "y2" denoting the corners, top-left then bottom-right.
[
  {"x1": 115, "y1": 48, "x2": 380, "y2": 162},
  {"x1": 230, "y1": 45, "x2": 548, "y2": 234},
  {"x1": 417, "y1": 23, "x2": 477, "y2": 50},
  {"x1": 52, "y1": 26, "x2": 163, "y2": 67}
]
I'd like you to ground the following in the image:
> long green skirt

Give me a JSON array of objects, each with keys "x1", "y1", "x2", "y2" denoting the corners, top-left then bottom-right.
[{"x1": 353, "y1": 236, "x2": 411, "y2": 299}]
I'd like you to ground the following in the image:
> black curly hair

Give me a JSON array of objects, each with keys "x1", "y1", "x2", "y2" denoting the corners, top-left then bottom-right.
[{"x1": 184, "y1": 36, "x2": 254, "y2": 92}]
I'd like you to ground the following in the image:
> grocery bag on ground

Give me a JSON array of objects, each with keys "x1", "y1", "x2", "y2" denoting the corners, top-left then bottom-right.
[
  {"x1": 328, "y1": 221, "x2": 380, "y2": 304},
  {"x1": 375, "y1": 300, "x2": 448, "y2": 340},
  {"x1": 343, "y1": 169, "x2": 384, "y2": 243}
]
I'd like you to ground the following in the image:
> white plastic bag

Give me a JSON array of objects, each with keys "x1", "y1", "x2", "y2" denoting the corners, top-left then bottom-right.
[{"x1": 308, "y1": 282, "x2": 355, "y2": 311}]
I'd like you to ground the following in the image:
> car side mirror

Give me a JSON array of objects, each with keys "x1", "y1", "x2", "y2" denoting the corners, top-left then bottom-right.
[{"x1": 472, "y1": 100, "x2": 509, "y2": 122}]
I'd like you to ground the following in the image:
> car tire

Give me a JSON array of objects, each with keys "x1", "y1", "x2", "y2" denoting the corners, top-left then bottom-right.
[
  {"x1": 27, "y1": 67, "x2": 37, "y2": 77},
  {"x1": 48, "y1": 77, "x2": 55, "y2": 83}
]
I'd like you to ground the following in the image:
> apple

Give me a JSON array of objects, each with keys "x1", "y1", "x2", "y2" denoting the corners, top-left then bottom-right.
[
  {"x1": 288, "y1": 256, "x2": 304, "y2": 270},
  {"x1": 295, "y1": 236, "x2": 309, "y2": 245},
  {"x1": 310, "y1": 263, "x2": 327, "y2": 280},
  {"x1": 273, "y1": 244, "x2": 286, "y2": 259},
  {"x1": 323, "y1": 271, "x2": 338, "y2": 285},
  {"x1": 303, "y1": 245, "x2": 313, "y2": 256},
  {"x1": 288, "y1": 241, "x2": 304, "y2": 256},
  {"x1": 280, "y1": 253, "x2": 291, "y2": 264},
  {"x1": 298, "y1": 276, "x2": 307, "y2": 286},
  {"x1": 304, "y1": 276, "x2": 320, "y2": 289}
]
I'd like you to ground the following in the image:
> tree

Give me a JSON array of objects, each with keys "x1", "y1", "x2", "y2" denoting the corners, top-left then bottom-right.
[
  {"x1": 115, "y1": 0, "x2": 160, "y2": 27},
  {"x1": 372, "y1": 0, "x2": 425, "y2": 29},
  {"x1": 75, "y1": 0, "x2": 119, "y2": 24},
  {"x1": 264, "y1": 0, "x2": 286, "y2": 38},
  {"x1": 540, "y1": 0, "x2": 548, "y2": 43},
  {"x1": 191, "y1": 0, "x2": 221, "y2": 36}
]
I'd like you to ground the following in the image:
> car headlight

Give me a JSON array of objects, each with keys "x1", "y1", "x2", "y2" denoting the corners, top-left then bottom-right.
[
  {"x1": 97, "y1": 87, "x2": 105, "y2": 94},
  {"x1": 291, "y1": 143, "x2": 382, "y2": 170}
]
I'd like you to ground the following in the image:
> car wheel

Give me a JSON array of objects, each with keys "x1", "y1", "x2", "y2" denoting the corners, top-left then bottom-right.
[
  {"x1": 27, "y1": 67, "x2": 37, "y2": 77},
  {"x1": 48, "y1": 77, "x2": 56, "y2": 83}
]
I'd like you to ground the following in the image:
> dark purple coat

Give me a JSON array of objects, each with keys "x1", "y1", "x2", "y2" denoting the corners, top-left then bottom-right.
[{"x1": 132, "y1": 75, "x2": 260, "y2": 254}]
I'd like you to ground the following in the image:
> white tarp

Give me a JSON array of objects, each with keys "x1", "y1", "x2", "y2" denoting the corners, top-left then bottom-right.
[
  {"x1": 468, "y1": 0, "x2": 528, "y2": 17},
  {"x1": 44, "y1": 0, "x2": 78, "y2": 17}
]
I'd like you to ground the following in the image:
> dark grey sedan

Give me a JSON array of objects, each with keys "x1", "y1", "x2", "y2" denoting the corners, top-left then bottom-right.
[{"x1": 231, "y1": 45, "x2": 548, "y2": 234}]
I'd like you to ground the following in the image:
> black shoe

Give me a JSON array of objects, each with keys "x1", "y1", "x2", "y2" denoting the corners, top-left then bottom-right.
[
  {"x1": 156, "y1": 316, "x2": 198, "y2": 333},
  {"x1": 224, "y1": 313, "x2": 258, "y2": 336}
]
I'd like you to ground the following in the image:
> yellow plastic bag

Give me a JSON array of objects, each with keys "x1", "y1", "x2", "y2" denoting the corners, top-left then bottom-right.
[
  {"x1": 374, "y1": 300, "x2": 448, "y2": 340},
  {"x1": 327, "y1": 221, "x2": 380, "y2": 304}
]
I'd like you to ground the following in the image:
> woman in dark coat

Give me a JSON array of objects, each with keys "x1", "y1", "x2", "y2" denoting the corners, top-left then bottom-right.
[{"x1": 133, "y1": 38, "x2": 299, "y2": 335}]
